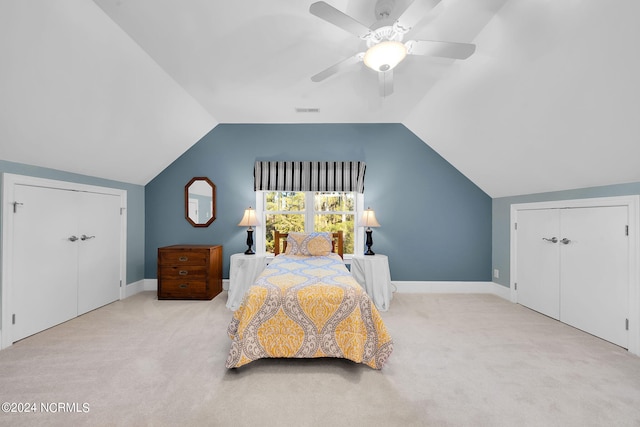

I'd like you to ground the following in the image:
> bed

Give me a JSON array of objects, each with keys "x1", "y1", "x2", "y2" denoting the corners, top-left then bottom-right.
[{"x1": 226, "y1": 231, "x2": 393, "y2": 369}]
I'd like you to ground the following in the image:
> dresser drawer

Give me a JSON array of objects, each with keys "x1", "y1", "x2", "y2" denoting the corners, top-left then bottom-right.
[
  {"x1": 158, "y1": 265, "x2": 207, "y2": 279},
  {"x1": 159, "y1": 279, "x2": 208, "y2": 298},
  {"x1": 158, "y1": 250, "x2": 208, "y2": 265}
]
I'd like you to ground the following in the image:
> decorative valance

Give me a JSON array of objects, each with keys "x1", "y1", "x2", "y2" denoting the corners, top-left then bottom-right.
[{"x1": 254, "y1": 161, "x2": 366, "y2": 193}]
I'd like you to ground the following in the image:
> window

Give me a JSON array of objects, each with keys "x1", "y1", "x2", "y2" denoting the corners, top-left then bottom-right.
[
  {"x1": 261, "y1": 191, "x2": 358, "y2": 255},
  {"x1": 252, "y1": 161, "x2": 367, "y2": 257}
]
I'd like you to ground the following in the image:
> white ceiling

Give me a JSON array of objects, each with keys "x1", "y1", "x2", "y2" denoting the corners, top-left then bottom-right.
[
  {"x1": 1, "y1": 0, "x2": 639, "y2": 197},
  {"x1": 91, "y1": 0, "x2": 507, "y2": 123},
  {"x1": 0, "y1": 0, "x2": 216, "y2": 185}
]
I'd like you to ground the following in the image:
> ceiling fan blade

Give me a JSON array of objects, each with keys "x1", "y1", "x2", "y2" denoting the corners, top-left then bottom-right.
[
  {"x1": 406, "y1": 40, "x2": 476, "y2": 59},
  {"x1": 311, "y1": 54, "x2": 362, "y2": 82},
  {"x1": 309, "y1": 1, "x2": 372, "y2": 38},
  {"x1": 378, "y1": 70, "x2": 394, "y2": 97},
  {"x1": 395, "y1": 0, "x2": 442, "y2": 33}
]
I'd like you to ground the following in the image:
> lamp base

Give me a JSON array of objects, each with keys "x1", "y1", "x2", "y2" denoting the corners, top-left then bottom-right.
[
  {"x1": 244, "y1": 229, "x2": 255, "y2": 255},
  {"x1": 364, "y1": 229, "x2": 375, "y2": 256}
]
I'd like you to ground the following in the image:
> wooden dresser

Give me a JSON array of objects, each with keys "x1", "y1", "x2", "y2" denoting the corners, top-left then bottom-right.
[{"x1": 157, "y1": 245, "x2": 222, "y2": 300}]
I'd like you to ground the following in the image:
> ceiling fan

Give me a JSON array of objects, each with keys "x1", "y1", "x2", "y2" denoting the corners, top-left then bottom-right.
[{"x1": 309, "y1": 0, "x2": 476, "y2": 96}]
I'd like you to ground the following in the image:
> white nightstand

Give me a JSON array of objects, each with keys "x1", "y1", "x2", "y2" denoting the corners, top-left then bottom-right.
[
  {"x1": 226, "y1": 253, "x2": 266, "y2": 311},
  {"x1": 351, "y1": 254, "x2": 393, "y2": 311}
]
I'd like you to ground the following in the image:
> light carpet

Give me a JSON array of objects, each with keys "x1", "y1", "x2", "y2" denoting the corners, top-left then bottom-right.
[{"x1": 0, "y1": 291, "x2": 639, "y2": 426}]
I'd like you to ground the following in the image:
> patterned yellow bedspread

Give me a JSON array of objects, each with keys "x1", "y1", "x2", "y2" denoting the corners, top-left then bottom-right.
[{"x1": 226, "y1": 253, "x2": 393, "y2": 369}]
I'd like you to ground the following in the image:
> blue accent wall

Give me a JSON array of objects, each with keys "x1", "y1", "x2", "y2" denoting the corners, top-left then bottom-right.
[
  {"x1": 492, "y1": 182, "x2": 640, "y2": 287},
  {"x1": 145, "y1": 123, "x2": 492, "y2": 282},
  {"x1": 0, "y1": 160, "x2": 145, "y2": 284}
]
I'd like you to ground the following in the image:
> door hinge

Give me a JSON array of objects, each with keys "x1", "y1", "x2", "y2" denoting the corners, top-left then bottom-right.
[
  {"x1": 514, "y1": 223, "x2": 518, "y2": 230},
  {"x1": 12, "y1": 314, "x2": 15, "y2": 325},
  {"x1": 626, "y1": 318, "x2": 629, "y2": 330},
  {"x1": 625, "y1": 225, "x2": 629, "y2": 236},
  {"x1": 514, "y1": 282, "x2": 518, "y2": 291},
  {"x1": 120, "y1": 207, "x2": 126, "y2": 215},
  {"x1": 120, "y1": 280, "x2": 123, "y2": 287}
]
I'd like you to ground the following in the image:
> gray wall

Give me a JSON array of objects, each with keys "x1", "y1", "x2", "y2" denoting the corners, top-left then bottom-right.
[
  {"x1": 0, "y1": 160, "x2": 145, "y2": 284},
  {"x1": 145, "y1": 123, "x2": 492, "y2": 282},
  {"x1": 492, "y1": 182, "x2": 640, "y2": 287}
]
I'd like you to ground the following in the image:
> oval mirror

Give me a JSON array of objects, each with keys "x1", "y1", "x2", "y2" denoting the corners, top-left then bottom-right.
[{"x1": 185, "y1": 177, "x2": 216, "y2": 227}]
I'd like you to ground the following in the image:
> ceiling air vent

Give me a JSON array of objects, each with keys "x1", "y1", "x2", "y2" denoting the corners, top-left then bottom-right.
[{"x1": 295, "y1": 107, "x2": 320, "y2": 113}]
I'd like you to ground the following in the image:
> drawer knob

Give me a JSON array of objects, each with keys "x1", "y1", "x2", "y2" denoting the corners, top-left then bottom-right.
[
  {"x1": 179, "y1": 284, "x2": 188, "y2": 289},
  {"x1": 179, "y1": 256, "x2": 189, "y2": 262},
  {"x1": 178, "y1": 270, "x2": 188, "y2": 276}
]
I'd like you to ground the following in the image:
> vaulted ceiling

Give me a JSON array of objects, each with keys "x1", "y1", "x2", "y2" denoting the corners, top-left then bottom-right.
[{"x1": 1, "y1": 0, "x2": 639, "y2": 197}]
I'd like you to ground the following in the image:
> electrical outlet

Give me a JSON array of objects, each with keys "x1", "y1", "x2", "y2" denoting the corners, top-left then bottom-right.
[{"x1": 493, "y1": 269, "x2": 500, "y2": 279}]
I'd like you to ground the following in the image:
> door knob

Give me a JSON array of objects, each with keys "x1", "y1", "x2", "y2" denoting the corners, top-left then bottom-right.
[
  {"x1": 68, "y1": 235, "x2": 79, "y2": 242},
  {"x1": 561, "y1": 238, "x2": 571, "y2": 245},
  {"x1": 542, "y1": 237, "x2": 558, "y2": 243}
]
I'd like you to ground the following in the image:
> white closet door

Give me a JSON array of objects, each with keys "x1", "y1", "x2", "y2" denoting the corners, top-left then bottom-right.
[
  {"x1": 516, "y1": 209, "x2": 561, "y2": 319},
  {"x1": 12, "y1": 185, "x2": 79, "y2": 341},
  {"x1": 560, "y1": 206, "x2": 629, "y2": 348},
  {"x1": 77, "y1": 191, "x2": 121, "y2": 315}
]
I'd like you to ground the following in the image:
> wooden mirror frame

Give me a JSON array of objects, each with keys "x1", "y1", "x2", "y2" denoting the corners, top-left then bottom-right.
[{"x1": 185, "y1": 177, "x2": 216, "y2": 227}]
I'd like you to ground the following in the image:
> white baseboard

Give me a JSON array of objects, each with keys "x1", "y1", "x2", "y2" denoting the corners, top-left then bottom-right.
[
  {"x1": 124, "y1": 279, "x2": 157, "y2": 298},
  {"x1": 123, "y1": 279, "x2": 145, "y2": 298},
  {"x1": 393, "y1": 281, "x2": 511, "y2": 301},
  {"x1": 130, "y1": 279, "x2": 511, "y2": 301},
  {"x1": 143, "y1": 279, "x2": 158, "y2": 292},
  {"x1": 490, "y1": 282, "x2": 511, "y2": 300},
  {"x1": 144, "y1": 279, "x2": 158, "y2": 291},
  {"x1": 125, "y1": 279, "x2": 230, "y2": 298}
]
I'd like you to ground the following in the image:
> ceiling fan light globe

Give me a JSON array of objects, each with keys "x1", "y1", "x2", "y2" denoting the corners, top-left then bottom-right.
[{"x1": 363, "y1": 41, "x2": 407, "y2": 72}]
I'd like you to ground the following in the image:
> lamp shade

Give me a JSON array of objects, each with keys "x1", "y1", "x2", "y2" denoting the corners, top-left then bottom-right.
[
  {"x1": 238, "y1": 207, "x2": 259, "y2": 227},
  {"x1": 359, "y1": 207, "x2": 380, "y2": 228},
  {"x1": 363, "y1": 41, "x2": 407, "y2": 72}
]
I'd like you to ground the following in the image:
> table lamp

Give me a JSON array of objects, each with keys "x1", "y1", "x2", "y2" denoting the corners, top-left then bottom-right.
[
  {"x1": 359, "y1": 207, "x2": 380, "y2": 255},
  {"x1": 238, "y1": 207, "x2": 259, "y2": 254}
]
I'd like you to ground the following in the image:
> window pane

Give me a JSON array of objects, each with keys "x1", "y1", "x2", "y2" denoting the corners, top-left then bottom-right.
[
  {"x1": 315, "y1": 213, "x2": 354, "y2": 254},
  {"x1": 266, "y1": 191, "x2": 304, "y2": 212},
  {"x1": 314, "y1": 192, "x2": 355, "y2": 212},
  {"x1": 265, "y1": 213, "x2": 304, "y2": 253}
]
